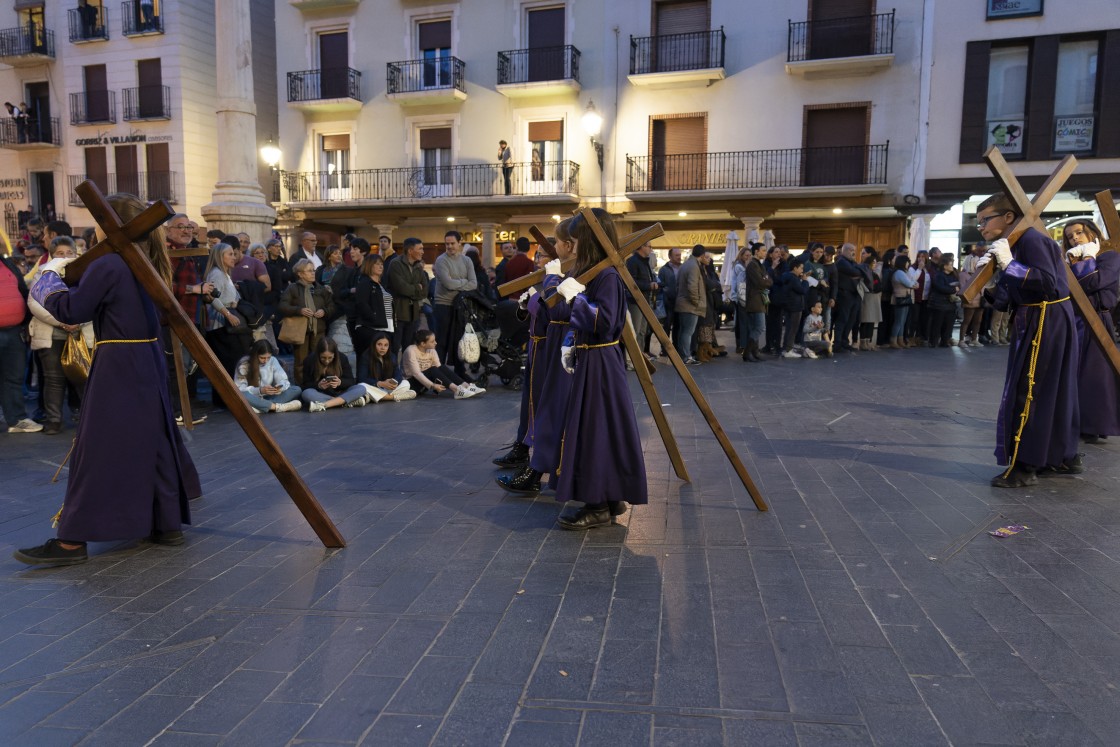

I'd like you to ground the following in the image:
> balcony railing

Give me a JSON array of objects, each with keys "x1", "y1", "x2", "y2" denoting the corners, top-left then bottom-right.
[
  {"x1": 68, "y1": 171, "x2": 177, "y2": 205},
  {"x1": 498, "y1": 45, "x2": 580, "y2": 84},
  {"x1": 387, "y1": 57, "x2": 466, "y2": 95},
  {"x1": 625, "y1": 144, "x2": 889, "y2": 192},
  {"x1": 68, "y1": 7, "x2": 108, "y2": 43},
  {"x1": 788, "y1": 11, "x2": 895, "y2": 62},
  {"x1": 630, "y1": 28, "x2": 724, "y2": 75},
  {"x1": 281, "y1": 160, "x2": 580, "y2": 202},
  {"x1": 121, "y1": 0, "x2": 163, "y2": 36},
  {"x1": 287, "y1": 68, "x2": 361, "y2": 102},
  {"x1": 123, "y1": 85, "x2": 171, "y2": 120},
  {"x1": 0, "y1": 26, "x2": 55, "y2": 59},
  {"x1": 0, "y1": 116, "x2": 60, "y2": 147},
  {"x1": 70, "y1": 90, "x2": 116, "y2": 124}
]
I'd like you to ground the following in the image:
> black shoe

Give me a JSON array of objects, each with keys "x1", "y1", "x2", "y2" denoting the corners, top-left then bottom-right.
[
  {"x1": 749, "y1": 343, "x2": 764, "y2": 362},
  {"x1": 493, "y1": 442, "x2": 530, "y2": 468},
  {"x1": 557, "y1": 505, "x2": 611, "y2": 531},
  {"x1": 42, "y1": 421, "x2": 62, "y2": 435},
  {"x1": 13, "y1": 538, "x2": 88, "y2": 566},
  {"x1": 741, "y1": 350, "x2": 752, "y2": 362},
  {"x1": 607, "y1": 501, "x2": 628, "y2": 518},
  {"x1": 150, "y1": 530, "x2": 185, "y2": 546},
  {"x1": 496, "y1": 466, "x2": 541, "y2": 495},
  {"x1": 1082, "y1": 434, "x2": 1101, "y2": 444},
  {"x1": 990, "y1": 466, "x2": 1038, "y2": 488},
  {"x1": 1037, "y1": 454, "x2": 1084, "y2": 477}
]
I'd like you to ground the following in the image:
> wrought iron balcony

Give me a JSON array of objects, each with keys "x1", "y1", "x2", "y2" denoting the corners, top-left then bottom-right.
[
  {"x1": 0, "y1": 26, "x2": 55, "y2": 63},
  {"x1": 287, "y1": 68, "x2": 362, "y2": 105},
  {"x1": 121, "y1": 0, "x2": 163, "y2": 36},
  {"x1": 70, "y1": 90, "x2": 116, "y2": 125},
  {"x1": 630, "y1": 28, "x2": 724, "y2": 76},
  {"x1": 625, "y1": 144, "x2": 889, "y2": 192},
  {"x1": 68, "y1": 7, "x2": 109, "y2": 43},
  {"x1": 387, "y1": 57, "x2": 466, "y2": 102},
  {"x1": 280, "y1": 160, "x2": 580, "y2": 203},
  {"x1": 123, "y1": 85, "x2": 171, "y2": 120},
  {"x1": 787, "y1": 11, "x2": 895, "y2": 74},
  {"x1": 498, "y1": 45, "x2": 580, "y2": 85},
  {"x1": 68, "y1": 171, "x2": 178, "y2": 205},
  {"x1": 0, "y1": 116, "x2": 60, "y2": 148}
]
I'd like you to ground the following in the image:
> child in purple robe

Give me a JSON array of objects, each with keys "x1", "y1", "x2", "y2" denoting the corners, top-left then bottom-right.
[
  {"x1": 550, "y1": 209, "x2": 648, "y2": 530},
  {"x1": 15, "y1": 194, "x2": 202, "y2": 565}
]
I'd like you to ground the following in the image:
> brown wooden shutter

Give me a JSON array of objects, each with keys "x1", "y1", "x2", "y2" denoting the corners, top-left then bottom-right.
[
  {"x1": 418, "y1": 21, "x2": 451, "y2": 51},
  {"x1": 146, "y1": 142, "x2": 169, "y2": 172},
  {"x1": 420, "y1": 128, "x2": 451, "y2": 149},
  {"x1": 959, "y1": 41, "x2": 992, "y2": 164},
  {"x1": 655, "y1": 1, "x2": 709, "y2": 35},
  {"x1": 85, "y1": 147, "x2": 107, "y2": 194},
  {"x1": 805, "y1": 107, "x2": 867, "y2": 186},
  {"x1": 811, "y1": 0, "x2": 872, "y2": 21},
  {"x1": 663, "y1": 116, "x2": 705, "y2": 155},
  {"x1": 146, "y1": 143, "x2": 171, "y2": 201},
  {"x1": 528, "y1": 120, "x2": 563, "y2": 141},
  {"x1": 1026, "y1": 36, "x2": 1058, "y2": 160},
  {"x1": 528, "y1": 8, "x2": 564, "y2": 48},
  {"x1": 1100, "y1": 31, "x2": 1120, "y2": 157},
  {"x1": 322, "y1": 134, "x2": 350, "y2": 151},
  {"x1": 115, "y1": 145, "x2": 139, "y2": 195},
  {"x1": 805, "y1": 107, "x2": 866, "y2": 148}
]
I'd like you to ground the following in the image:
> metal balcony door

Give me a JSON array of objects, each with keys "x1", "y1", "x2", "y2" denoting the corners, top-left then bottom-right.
[
  {"x1": 419, "y1": 127, "x2": 452, "y2": 197},
  {"x1": 650, "y1": 116, "x2": 705, "y2": 190},
  {"x1": 84, "y1": 146, "x2": 108, "y2": 196},
  {"x1": 137, "y1": 58, "x2": 163, "y2": 117},
  {"x1": 654, "y1": 0, "x2": 709, "y2": 72},
  {"x1": 319, "y1": 32, "x2": 348, "y2": 99},
  {"x1": 528, "y1": 120, "x2": 564, "y2": 194},
  {"x1": 804, "y1": 106, "x2": 867, "y2": 186},
  {"x1": 419, "y1": 21, "x2": 451, "y2": 89},
  {"x1": 146, "y1": 142, "x2": 170, "y2": 201},
  {"x1": 527, "y1": 7, "x2": 564, "y2": 82},
  {"x1": 25, "y1": 81, "x2": 50, "y2": 143},
  {"x1": 84, "y1": 65, "x2": 109, "y2": 121},
  {"x1": 320, "y1": 134, "x2": 350, "y2": 201},
  {"x1": 808, "y1": 0, "x2": 873, "y2": 60},
  {"x1": 116, "y1": 145, "x2": 140, "y2": 196}
]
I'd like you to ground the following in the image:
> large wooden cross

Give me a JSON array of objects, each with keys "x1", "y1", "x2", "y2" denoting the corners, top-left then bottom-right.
[
  {"x1": 63, "y1": 181, "x2": 346, "y2": 548},
  {"x1": 962, "y1": 149, "x2": 1120, "y2": 380},
  {"x1": 1094, "y1": 190, "x2": 1120, "y2": 254}
]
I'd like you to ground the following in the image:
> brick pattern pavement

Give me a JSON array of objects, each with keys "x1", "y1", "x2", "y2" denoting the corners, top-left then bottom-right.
[{"x1": 1, "y1": 340, "x2": 1119, "y2": 745}]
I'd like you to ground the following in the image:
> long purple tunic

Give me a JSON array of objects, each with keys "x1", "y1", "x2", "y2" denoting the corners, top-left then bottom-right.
[
  {"x1": 1072, "y1": 252, "x2": 1120, "y2": 435},
  {"x1": 529, "y1": 274, "x2": 570, "y2": 478},
  {"x1": 516, "y1": 286, "x2": 552, "y2": 445},
  {"x1": 553, "y1": 267, "x2": 648, "y2": 506},
  {"x1": 993, "y1": 228, "x2": 1080, "y2": 469},
  {"x1": 34, "y1": 254, "x2": 200, "y2": 541}
]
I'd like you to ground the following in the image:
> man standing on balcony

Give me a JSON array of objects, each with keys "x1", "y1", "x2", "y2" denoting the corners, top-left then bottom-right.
[
  {"x1": 498, "y1": 140, "x2": 513, "y2": 196},
  {"x1": 433, "y1": 231, "x2": 477, "y2": 377}
]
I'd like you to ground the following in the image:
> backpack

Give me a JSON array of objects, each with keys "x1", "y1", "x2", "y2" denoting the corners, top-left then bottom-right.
[{"x1": 235, "y1": 278, "x2": 267, "y2": 327}]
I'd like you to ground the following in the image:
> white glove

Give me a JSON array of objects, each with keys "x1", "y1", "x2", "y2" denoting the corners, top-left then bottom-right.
[
  {"x1": 1066, "y1": 246, "x2": 1083, "y2": 262},
  {"x1": 40, "y1": 256, "x2": 75, "y2": 278},
  {"x1": 556, "y1": 277, "x2": 585, "y2": 303},
  {"x1": 988, "y1": 238, "x2": 1012, "y2": 270},
  {"x1": 804, "y1": 276, "x2": 819, "y2": 288},
  {"x1": 1080, "y1": 241, "x2": 1100, "y2": 259},
  {"x1": 544, "y1": 259, "x2": 561, "y2": 276},
  {"x1": 976, "y1": 253, "x2": 993, "y2": 270},
  {"x1": 561, "y1": 345, "x2": 576, "y2": 374}
]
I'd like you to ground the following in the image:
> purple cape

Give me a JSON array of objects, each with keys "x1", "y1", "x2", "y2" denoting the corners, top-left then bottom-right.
[
  {"x1": 40, "y1": 254, "x2": 201, "y2": 541},
  {"x1": 553, "y1": 267, "x2": 648, "y2": 506},
  {"x1": 529, "y1": 275, "x2": 571, "y2": 477},
  {"x1": 993, "y1": 228, "x2": 1080, "y2": 468},
  {"x1": 1072, "y1": 252, "x2": 1120, "y2": 435}
]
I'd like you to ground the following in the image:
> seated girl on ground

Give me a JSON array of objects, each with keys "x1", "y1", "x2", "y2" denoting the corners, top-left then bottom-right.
[
  {"x1": 401, "y1": 329, "x2": 483, "y2": 399},
  {"x1": 300, "y1": 336, "x2": 370, "y2": 411},
  {"x1": 235, "y1": 339, "x2": 303, "y2": 413},
  {"x1": 360, "y1": 332, "x2": 416, "y2": 402}
]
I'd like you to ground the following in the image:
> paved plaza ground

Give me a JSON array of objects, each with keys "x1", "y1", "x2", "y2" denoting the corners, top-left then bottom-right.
[{"x1": 2, "y1": 336, "x2": 1120, "y2": 746}]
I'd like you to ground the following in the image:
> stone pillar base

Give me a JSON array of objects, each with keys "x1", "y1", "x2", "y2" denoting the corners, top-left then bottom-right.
[{"x1": 201, "y1": 200, "x2": 277, "y2": 244}]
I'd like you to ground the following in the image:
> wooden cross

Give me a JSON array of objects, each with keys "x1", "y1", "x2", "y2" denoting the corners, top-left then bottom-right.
[
  {"x1": 568, "y1": 207, "x2": 768, "y2": 511},
  {"x1": 962, "y1": 149, "x2": 1120, "y2": 380},
  {"x1": 1094, "y1": 190, "x2": 1120, "y2": 254},
  {"x1": 64, "y1": 181, "x2": 346, "y2": 548}
]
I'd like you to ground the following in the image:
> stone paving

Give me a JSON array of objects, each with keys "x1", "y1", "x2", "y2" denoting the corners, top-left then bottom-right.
[{"x1": 2, "y1": 336, "x2": 1120, "y2": 746}]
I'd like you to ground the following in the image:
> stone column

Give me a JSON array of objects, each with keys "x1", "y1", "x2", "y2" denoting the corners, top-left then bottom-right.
[
  {"x1": 373, "y1": 224, "x2": 397, "y2": 244},
  {"x1": 477, "y1": 222, "x2": 497, "y2": 268},
  {"x1": 740, "y1": 216, "x2": 764, "y2": 245},
  {"x1": 201, "y1": 0, "x2": 276, "y2": 243}
]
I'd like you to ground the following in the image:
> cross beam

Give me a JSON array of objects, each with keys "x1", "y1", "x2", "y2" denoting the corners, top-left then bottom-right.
[
  {"x1": 69, "y1": 181, "x2": 345, "y2": 548},
  {"x1": 1094, "y1": 190, "x2": 1120, "y2": 254},
  {"x1": 576, "y1": 207, "x2": 768, "y2": 511}
]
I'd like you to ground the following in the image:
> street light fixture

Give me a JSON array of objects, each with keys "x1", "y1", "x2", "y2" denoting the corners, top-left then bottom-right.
[
  {"x1": 261, "y1": 137, "x2": 282, "y2": 202},
  {"x1": 581, "y1": 101, "x2": 604, "y2": 170}
]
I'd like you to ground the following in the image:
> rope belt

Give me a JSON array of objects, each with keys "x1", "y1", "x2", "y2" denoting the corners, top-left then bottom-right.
[
  {"x1": 94, "y1": 337, "x2": 158, "y2": 348},
  {"x1": 1002, "y1": 296, "x2": 1068, "y2": 477},
  {"x1": 530, "y1": 335, "x2": 547, "y2": 343},
  {"x1": 575, "y1": 339, "x2": 620, "y2": 349},
  {"x1": 549, "y1": 320, "x2": 569, "y2": 325}
]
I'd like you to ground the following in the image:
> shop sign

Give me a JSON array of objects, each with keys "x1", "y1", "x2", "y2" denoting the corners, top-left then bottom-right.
[
  {"x1": 0, "y1": 177, "x2": 26, "y2": 200},
  {"x1": 1053, "y1": 116, "x2": 1094, "y2": 153},
  {"x1": 986, "y1": 0, "x2": 1043, "y2": 19},
  {"x1": 652, "y1": 230, "x2": 729, "y2": 248},
  {"x1": 74, "y1": 131, "x2": 173, "y2": 147},
  {"x1": 986, "y1": 120, "x2": 1024, "y2": 155},
  {"x1": 467, "y1": 229, "x2": 518, "y2": 244}
]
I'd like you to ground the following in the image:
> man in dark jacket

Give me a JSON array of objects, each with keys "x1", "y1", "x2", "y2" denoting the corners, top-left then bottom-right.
[
  {"x1": 833, "y1": 243, "x2": 864, "y2": 352},
  {"x1": 742, "y1": 242, "x2": 771, "y2": 361},
  {"x1": 625, "y1": 241, "x2": 658, "y2": 363},
  {"x1": 387, "y1": 238, "x2": 429, "y2": 356},
  {"x1": 658, "y1": 247, "x2": 682, "y2": 354}
]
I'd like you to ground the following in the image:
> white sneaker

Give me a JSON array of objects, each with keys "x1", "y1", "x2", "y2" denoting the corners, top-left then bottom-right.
[
  {"x1": 803, "y1": 348, "x2": 818, "y2": 359},
  {"x1": 275, "y1": 401, "x2": 302, "y2": 413},
  {"x1": 308, "y1": 401, "x2": 327, "y2": 412},
  {"x1": 455, "y1": 386, "x2": 476, "y2": 399},
  {"x1": 252, "y1": 407, "x2": 267, "y2": 415},
  {"x1": 781, "y1": 350, "x2": 800, "y2": 359},
  {"x1": 684, "y1": 357, "x2": 700, "y2": 366},
  {"x1": 345, "y1": 395, "x2": 368, "y2": 408},
  {"x1": 469, "y1": 383, "x2": 486, "y2": 394},
  {"x1": 391, "y1": 389, "x2": 417, "y2": 401},
  {"x1": 8, "y1": 418, "x2": 43, "y2": 433}
]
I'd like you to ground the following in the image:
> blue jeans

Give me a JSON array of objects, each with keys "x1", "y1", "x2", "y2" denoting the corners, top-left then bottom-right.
[
  {"x1": 744, "y1": 311, "x2": 764, "y2": 349},
  {"x1": 302, "y1": 385, "x2": 367, "y2": 405},
  {"x1": 674, "y1": 312, "x2": 700, "y2": 359},
  {"x1": 0, "y1": 327, "x2": 28, "y2": 427},
  {"x1": 242, "y1": 385, "x2": 302, "y2": 412},
  {"x1": 891, "y1": 304, "x2": 910, "y2": 338}
]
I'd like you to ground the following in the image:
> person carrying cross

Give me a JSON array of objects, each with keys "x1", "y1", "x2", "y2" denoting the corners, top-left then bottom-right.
[{"x1": 975, "y1": 193, "x2": 1081, "y2": 488}]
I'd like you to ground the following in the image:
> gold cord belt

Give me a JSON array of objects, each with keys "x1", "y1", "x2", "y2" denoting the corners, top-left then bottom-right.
[
  {"x1": 95, "y1": 337, "x2": 158, "y2": 348},
  {"x1": 1002, "y1": 297, "x2": 1066, "y2": 477},
  {"x1": 575, "y1": 339, "x2": 620, "y2": 349},
  {"x1": 530, "y1": 335, "x2": 547, "y2": 342},
  {"x1": 1021, "y1": 296, "x2": 1069, "y2": 307}
]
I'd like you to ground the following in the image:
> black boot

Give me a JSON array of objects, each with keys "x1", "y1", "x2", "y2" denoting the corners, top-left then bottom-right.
[
  {"x1": 749, "y1": 341, "x2": 764, "y2": 362},
  {"x1": 496, "y1": 466, "x2": 541, "y2": 495},
  {"x1": 990, "y1": 464, "x2": 1038, "y2": 488},
  {"x1": 493, "y1": 441, "x2": 530, "y2": 468},
  {"x1": 557, "y1": 504, "x2": 611, "y2": 530}
]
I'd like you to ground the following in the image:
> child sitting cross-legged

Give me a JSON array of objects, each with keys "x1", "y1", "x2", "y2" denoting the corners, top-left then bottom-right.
[
  {"x1": 235, "y1": 339, "x2": 303, "y2": 413},
  {"x1": 800, "y1": 301, "x2": 832, "y2": 359},
  {"x1": 301, "y1": 336, "x2": 371, "y2": 411},
  {"x1": 402, "y1": 329, "x2": 484, "y2": 400},
  {"x1": 360, "y1": 332, "x2": 416, "y2": 402}
]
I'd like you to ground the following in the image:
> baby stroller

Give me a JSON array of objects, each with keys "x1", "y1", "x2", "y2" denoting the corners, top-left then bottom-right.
[{"x1": 490, "y1": 299, "x2": 530, "y2": 388}]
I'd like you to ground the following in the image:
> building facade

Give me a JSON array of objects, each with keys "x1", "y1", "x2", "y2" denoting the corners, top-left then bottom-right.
[
  {"x1": 0, "y1": 0, "x2": 277, "y2": 237},
  {"x1": 273, "y1": 0, "x2": 931, "y2": 261}
]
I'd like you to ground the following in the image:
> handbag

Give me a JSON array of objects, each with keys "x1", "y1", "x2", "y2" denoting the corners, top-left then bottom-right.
[
  {"x1": 224, "y1": 307, "x2": 252, "y2": 335},
  {"x1": 278, "y1": 315, "x2": 309, "y2": 344},
  {"x1": 458, "y1": 322, "x2": 481, "y2": 364},
  {"x1": 60, "y1": 331, "x2": 92, "y2": 384}
]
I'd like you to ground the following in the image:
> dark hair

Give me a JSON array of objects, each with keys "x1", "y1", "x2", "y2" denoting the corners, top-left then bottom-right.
[
  {"x1": 692, "y1": 244, "x2": 706, "y2": 257},
  {"x1": 568, "y1": 208, "x2": 619, "y2": 279},
  {"x1": 1061, "y1": 220, "x2": 1104, "y2": 251},
  {"x1": 46, "y1": 220, "x2": 71, "y2": 238},
  {"x1": 893, "y1": 254, "x2": 910, "y2": 271},
  {"x1": 368, "y1": 332, "x2": 396, "y2": 381},
  {"x1": 360, "y1": 253, "x2": 384, "y2": 278},
  {"x1": 379, "y1": 235, "x2": 391, "y2": 242},
  {"x1": 515, "y1": 236, "x2": 531, "y2": 253},
  {"x1": 807, "y1": 241, "x2": 823, "y2": 254},
  {"x1": 414, "y1": 328, "x2": 435, "y2": 346},
  {"x1": 444, "y1": 230, "x2": 462, "y2": 242},
  {"x1": 221, "y1": 234, "x2": 241, "y2": 248},
  {"x1": 976, "y1": 193, "x2": 1021, "y2": 219},
  {"x1": 862, "y1": 247, "x2": 878, "y2": 262},
  {"x1": 404, "y1": 237, "x2": 423, "y2": 250},
  {"x1": 350, "y1": 237, "x2": 371, "y2": 254},
  {"x1": 824, "y1": 245, "x2": 836, "y2": 257},
  {"x1": 243, "y1": 339, "x2": 276, "y2": 387},
  {"x1": 207, "y1": 229, "x2": 224, "y2": 240},
  {"x1": 312, "y1": 336, "x2": 342, "y2": 381},
  {"x1": 788, "y1": 257, "x2": 804, "y2": 270}
]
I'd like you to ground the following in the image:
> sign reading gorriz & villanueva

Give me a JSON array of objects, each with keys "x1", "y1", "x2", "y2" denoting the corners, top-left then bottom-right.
[{"x1": 74, "y1": 132, "x2": 174, "y2": 147}]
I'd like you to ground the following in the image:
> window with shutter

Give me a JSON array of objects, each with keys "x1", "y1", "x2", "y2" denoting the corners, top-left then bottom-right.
[
  {"x1": 808, "y1": 0, "x2": 874, "y2": 59},
  {"x1": 650, "y1": 115, "x2": 706, "y2": 190},
  {"x1": 804, "y1": 106, "x2": 868, "y2": 186},
  {"x1": 653, "y1": 1, "x2": 710, "y2": 72},
  {"x1": 528, "y1": 121, "x2": 564, "y2": 185}
]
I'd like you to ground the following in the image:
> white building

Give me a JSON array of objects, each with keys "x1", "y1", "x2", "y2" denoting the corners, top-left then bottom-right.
[
  {"x1": 0, "y1": 0, "x2": 277, "y2": 237},
  {"x1": 273, "y1": 0, "x2": 931, "y2": 260},
  {"x1": 922, "y1": 0, "x2": 1120, "y2": 249}
]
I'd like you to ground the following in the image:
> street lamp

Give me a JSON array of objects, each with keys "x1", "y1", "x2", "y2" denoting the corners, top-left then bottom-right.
[
  {"x1": 260, "y1": 137, "x2": 281, "y2": 201},
  {"x1": 581, "y1": 100, "x2": 604, "y2": 170}
]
